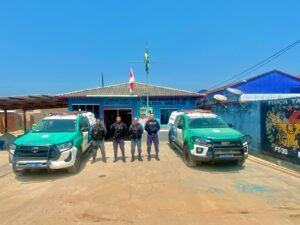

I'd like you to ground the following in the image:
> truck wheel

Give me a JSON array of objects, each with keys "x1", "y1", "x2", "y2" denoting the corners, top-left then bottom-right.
[
  {"x1": 67, "y1": 148, "x2": 82, "y2": 174},
  {"x1": 235, "y1": 158, "x2": 245, "y2": 166},
  {"x1": 13, "y1": 165, "x2": 25, "y2": 176},
  {"x1": 183, "y1": 145, "x2": 197, "y2": 167}
]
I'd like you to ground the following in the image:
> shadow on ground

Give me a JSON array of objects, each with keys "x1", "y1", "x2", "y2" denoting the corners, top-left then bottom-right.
[
  {"x1": 168, "y1": 143, "x2": 245, "y2": 173},
  {"x1": 15, "y1": 148, "x2": 95, "y2": 183}
]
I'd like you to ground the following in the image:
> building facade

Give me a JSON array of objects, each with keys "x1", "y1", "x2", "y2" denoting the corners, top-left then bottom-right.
[
  {"x1": 202, "y1": 70, "x2": 300, "y2": 164},
  {"x1": 61, "y1": 82, "x2": 203, "y2": 135}
]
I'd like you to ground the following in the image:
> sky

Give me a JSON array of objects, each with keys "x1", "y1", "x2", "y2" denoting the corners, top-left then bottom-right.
[{"x1": 0, "y1": 0, "x2": 300, "y2": 96}]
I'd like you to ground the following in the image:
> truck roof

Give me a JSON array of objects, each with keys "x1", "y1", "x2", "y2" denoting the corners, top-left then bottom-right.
[
  {"x1": 185, "y1": 113, "x2": 217, "y2": 118},
  {"x1": 44, "y1": 115, "x2": 78, "y2": 120}
]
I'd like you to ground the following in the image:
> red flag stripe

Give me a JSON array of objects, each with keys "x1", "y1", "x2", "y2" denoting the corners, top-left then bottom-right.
[{"x1": 129, "y1": 68, "x2": 135, "y2": 93}]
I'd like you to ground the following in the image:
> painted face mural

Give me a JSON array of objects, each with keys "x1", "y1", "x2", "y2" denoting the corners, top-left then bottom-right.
[
  {"x1": 267, "y1": 111, "x2": 300, "y2": 148},
  {"x1": 262, "y1": 98, "x2": 300, "y2": 163}
]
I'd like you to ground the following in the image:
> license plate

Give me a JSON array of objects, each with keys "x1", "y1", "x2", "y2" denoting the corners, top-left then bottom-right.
[
  {"x1": 219, "y1": 154, "x2": 234, "y2": 158},
  {"x1": 25, "y1": 163, "x2": 43, "y2": 167}
]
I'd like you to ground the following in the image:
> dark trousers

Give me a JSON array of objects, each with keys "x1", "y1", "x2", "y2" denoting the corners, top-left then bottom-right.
[
  {"x1": 147, "y1": 134, "x2": 159, "y2": 156},
  {"x1": 92, "y1": 140, "x2": 105, "y2": 161},
  {"x1": 131, "y1": 138, "x2": 142, "y2": 157},
  {"x1": 113, "y1": 138, "x2": 125, "y2": 160}
]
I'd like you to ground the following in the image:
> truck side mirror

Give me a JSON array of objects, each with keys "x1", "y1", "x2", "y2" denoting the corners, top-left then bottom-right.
[
  {"x1": 81, "y1": 127, "x2": 89, "y2": 132},
  {"x1": 177, "y1": 124, "x2": 183, "y2": 129}
]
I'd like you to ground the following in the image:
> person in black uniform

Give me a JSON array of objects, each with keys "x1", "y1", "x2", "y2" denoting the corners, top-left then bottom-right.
[
  {"x1": 145, "y1": 113, "x2": 161, "y2": 161},
  {"x1": 129, "y1": 118, "x2": 144, "y2": 162},
  {"x1": 110, "y1": 116, "x2": 127, "y2": 162},
  {"x1": 90, "y1": 118, "x2": 107, "y2": 163}
]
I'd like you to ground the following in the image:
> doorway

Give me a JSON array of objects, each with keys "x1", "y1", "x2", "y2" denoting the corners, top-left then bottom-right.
[
  {"x1": 160, "y1": 108, "x2": 177, "y2": 125},
  {"x1": 103, "y1": 108, "x2": 133, "y2": 140}
]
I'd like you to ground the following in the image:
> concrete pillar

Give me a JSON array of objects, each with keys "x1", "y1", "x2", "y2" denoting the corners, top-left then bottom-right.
[
  {"x1": 4, "y1": 110, "x2": 8, "y2": 133},
  {"x1": 23, "y1": 109, "x2": 27, "y2": 132}
]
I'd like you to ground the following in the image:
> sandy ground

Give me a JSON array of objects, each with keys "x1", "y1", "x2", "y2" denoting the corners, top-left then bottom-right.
[{"x1": 0, "y1": 141, "x2": 300, "y2": 225}]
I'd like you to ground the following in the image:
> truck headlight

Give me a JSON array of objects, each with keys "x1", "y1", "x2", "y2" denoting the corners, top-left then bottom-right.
[
  {"x1": 240, "y1": 135, "x2": 251, "y2": 146},
  {"x1": 8, "y1": 144, "x2": 17, "y2": 154},
  {"x1": 55, "y1": 142, "x2": 73, "y2": 152},
  {"x1": 191, "y1": 137, "x2": 211, "y2": 146}
]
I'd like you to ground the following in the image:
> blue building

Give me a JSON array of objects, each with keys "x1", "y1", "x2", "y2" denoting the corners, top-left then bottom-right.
[
  {"x1": 60, "y1": 82, "x2": 203, "y2": 135},
  {"x1": 205, "y1": 70, "x2": 300, "y2": 98},
  {"x1": 201, "y1": 70, "x2": 300, "y2": 164}
]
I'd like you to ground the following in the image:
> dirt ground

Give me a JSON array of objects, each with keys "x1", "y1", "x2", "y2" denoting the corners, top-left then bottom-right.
[{"x1": 0, "y1": 141, "x2": 300, "y2": 225}]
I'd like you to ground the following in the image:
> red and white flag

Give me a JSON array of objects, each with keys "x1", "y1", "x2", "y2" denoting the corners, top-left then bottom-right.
[{"x1": 129, "y1": 68, "x2": 135, "y2": 94}]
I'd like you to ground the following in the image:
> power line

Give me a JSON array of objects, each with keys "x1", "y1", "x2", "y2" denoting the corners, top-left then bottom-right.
[{"x1": 208, "y1": 39, "x2": 300, "y2": 90}]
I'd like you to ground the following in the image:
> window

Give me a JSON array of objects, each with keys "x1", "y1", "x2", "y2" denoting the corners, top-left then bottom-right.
[
  {"x1": 160, "y1": 108, "x2": 177, "y2": 125},
  {"x1": 187, "y1": 116, "x2": 228, "y2": 129},
  {"x1": 72, "y1": 104, "x2": 100, "y2": 118},
  {"x1": 80, "y1": 117, "x2": 89, "y2": 130},
  {"x1": 174, "y1": 116, "x2": 181, "y2": 126},
  {"x1": 177, "y1": 117, "x2": 185, "y2": 129},
  {"x1": 33, "y1": 119, "x2": 77, "y2": 132}
]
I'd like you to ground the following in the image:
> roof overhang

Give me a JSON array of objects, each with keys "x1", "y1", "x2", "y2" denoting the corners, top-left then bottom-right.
[{"x1": 0, "y1": 95, "x2": 68, "y2": 110}]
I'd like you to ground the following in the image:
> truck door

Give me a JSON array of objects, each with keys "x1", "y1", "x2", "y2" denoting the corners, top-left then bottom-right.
[
  {"x1": 175, "y1": 116, "x2": 185, "y2": 147},
  {"x1": 80, "y1": 117, "x2": 90, "y2": 151}
]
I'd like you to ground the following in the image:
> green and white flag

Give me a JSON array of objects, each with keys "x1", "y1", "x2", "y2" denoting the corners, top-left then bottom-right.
[{"x1": 144, "y1": 48, "x2": 149, "y2": 73}]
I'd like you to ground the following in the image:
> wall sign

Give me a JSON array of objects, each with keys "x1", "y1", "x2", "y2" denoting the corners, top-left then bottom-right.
[
  {"x1": 144, "y1": 97, "x2": 189, "y2": 106},
  {"x1": 139, "y1": 107, "x2": 154, "y2": 117},
  {"x1": 103, "y1": 98, "x2": 131, "y2": 106}
]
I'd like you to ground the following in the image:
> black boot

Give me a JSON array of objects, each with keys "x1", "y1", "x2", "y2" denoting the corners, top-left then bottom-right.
[
  {"x1": 138, "y1": 155, "x2": 143, "y2": 161},
  {"x1": 131, "y1": 156, "x2": 135, "y2": 162},
  {"x1": 155, "y1": 155, "x2": 160, "y2": 161}
]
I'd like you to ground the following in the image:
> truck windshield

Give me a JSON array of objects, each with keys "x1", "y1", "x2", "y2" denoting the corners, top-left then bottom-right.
[
  {"x1": 32, "y1": 119, "x2": 77, "y2": 132},
  {"x1": 188, "y1": 116, "x2": 229, "y2": 129}
]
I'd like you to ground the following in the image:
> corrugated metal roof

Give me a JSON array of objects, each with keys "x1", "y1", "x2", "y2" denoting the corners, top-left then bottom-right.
[
  {"x1": 0, "y1": 95, "x2": 67, "y2": 110},
  {"x1": 59, "y1": 82, "x2": 204, "y2": 97},
  {"x1": 204, "y1": 70, "x2": 300, "y2": 95}
]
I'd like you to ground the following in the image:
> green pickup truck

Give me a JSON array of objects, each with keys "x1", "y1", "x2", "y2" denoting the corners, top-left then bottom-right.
[
  {"x1": 8, "y1": 112, "x2": 96, "y2": 175},
  {"x1": 168, "y1": 111, "x2": 249, "y2": 167}
]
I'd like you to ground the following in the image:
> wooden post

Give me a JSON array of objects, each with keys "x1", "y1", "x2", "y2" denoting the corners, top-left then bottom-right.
[
  {"x1": 23, "y1": 109, "x2": 27, "y2": 132},
  {"x1": 4, "y1": 110, "x2": 8, "y2": 133}
]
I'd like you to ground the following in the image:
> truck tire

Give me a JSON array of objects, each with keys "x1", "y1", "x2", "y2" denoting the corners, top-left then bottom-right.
[
  {"x1": 235, "y1": 158, "x2": 245, "y2": 166},
  {"x1": 13, "y1": 165, "x2": 25, "y2": 176},
  {"x1": 68, "y1": 148, "x2": 82, "y2": 174},
  {"x1": 183, "y1": 145, "x2": 197, "y2": 167}
]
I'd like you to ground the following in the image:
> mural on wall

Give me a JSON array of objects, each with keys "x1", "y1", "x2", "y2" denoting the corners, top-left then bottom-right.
[{"x1": 261, "y1": 98, "x2": 300, "y2": 163}]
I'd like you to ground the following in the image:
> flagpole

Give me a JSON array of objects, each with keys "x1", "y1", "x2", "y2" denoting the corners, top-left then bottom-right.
[
  {"x1": 144, "y1": 47, "x2": 150, "y2": 117},
  {"x1": 146, "y1": 70, "x2": 149, "y2": 116}
]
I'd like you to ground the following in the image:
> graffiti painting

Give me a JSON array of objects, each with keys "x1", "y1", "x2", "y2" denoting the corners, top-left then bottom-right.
[{"x1": 261, "y1": 98, "x2": 300, "y2": 164}]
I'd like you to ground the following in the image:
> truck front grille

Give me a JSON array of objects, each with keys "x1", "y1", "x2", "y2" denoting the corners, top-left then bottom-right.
[
  {"x1": 15, "y1": 145, "x2": 60, "y2": 160},
  {"x1": 212, "y1": 139, "x2": 244, "y2": 157}
]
